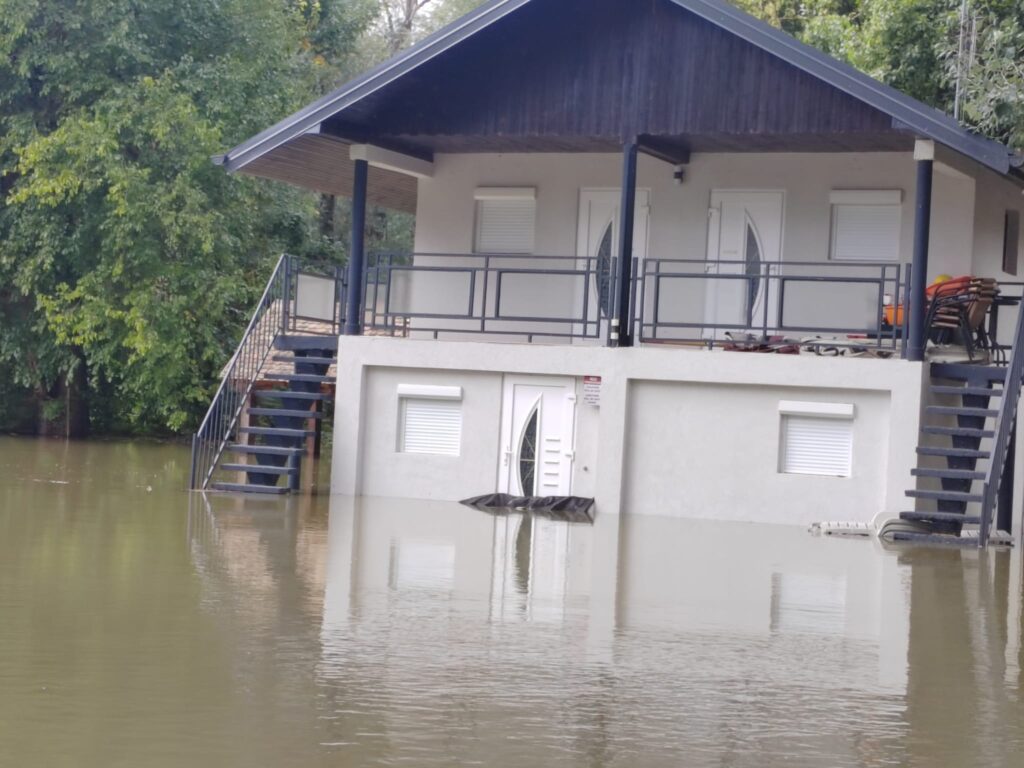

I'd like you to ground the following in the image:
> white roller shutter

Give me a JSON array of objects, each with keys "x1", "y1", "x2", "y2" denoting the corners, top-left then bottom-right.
[
  {"x1": 474, "y1": 188, "x2": 536, "y2": 253},
  {"x1": 829, "y1": 190, "x2": 902, "y2": 262},
  {"x1": 400, "y1": 398, "x2": 462, "y2": 456},
  {"x1": 780, "y1": 415, "x2": 853, "y2": 477}
]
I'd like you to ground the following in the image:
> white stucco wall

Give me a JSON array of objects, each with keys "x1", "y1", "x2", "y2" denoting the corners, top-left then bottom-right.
[
  {"x1": 333, "y1": 336, "x2": 925, "y2": 527},
  {"x1": 406, "y1": 150, "x2": 980, "y2": 339}
]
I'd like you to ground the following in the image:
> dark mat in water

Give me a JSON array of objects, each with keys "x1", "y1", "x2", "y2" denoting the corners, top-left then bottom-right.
[{"x1": 460, "y1": 493, "x2": 595, "y2": 523}]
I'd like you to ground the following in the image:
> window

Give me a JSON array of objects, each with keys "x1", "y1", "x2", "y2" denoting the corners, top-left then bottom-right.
[
  {"x1": 778, "y1": 401, "x2": 854, "y2": 477},
  {"x1": 397, "y1": 385, "x2": 462, "y2": 456},
  {"x1": 829, "y1": 190, "x2": 902, "y2": 262},
  {"x1": 474, "y1": 187, "x2": 536, "y2": 253},
  {"x1": 1004, "y1": 210, "x2": 1020, "y2": 276}
]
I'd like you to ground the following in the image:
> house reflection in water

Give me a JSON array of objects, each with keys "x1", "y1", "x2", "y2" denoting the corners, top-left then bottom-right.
[{"x1": 188, "y1": 494, "x2": 1024, "y2": 766}]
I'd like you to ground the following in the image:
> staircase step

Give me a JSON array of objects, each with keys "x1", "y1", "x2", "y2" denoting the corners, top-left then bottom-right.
[
  {"x1": 899, "y1": 510, "x2": 982, "y2": 524},
  {"x1": 272, "y1": 354, "x2": 337, "y2": 366},
  {"x1": 264, "y1": 373, "x2": 333, "y2": 384},
  {"x1": 246, "y1": 407, "x2": 324, "y2": 419},
  {"x1": 221, "y1": 463, "x2": 298, "y2": 475},
  {"x1": 906, "y1": 489, "x2": 984, "y2": 503},
  {"x1": 210, "y1": 482, "x2": 288, "y2": 495},
  {"x1": 917, "y1": 446, "x2": 990, "y2": 459},
  {"x1": 887, "y1": 531, "x2": 979, "y2": 547},
  {"x1": 274, "y1": 335, "x2": 339, "y2": 352},
  {"x1": 911, "y1": 467, "x2": 986, "y2": 481},
  {"x1": 238, "y1": 426, "x2": 315, "y2": 438},
  {"x1": 227, "y1": 443, "x2": 305, "y2": 456},
  {"x1": 922, "y1": 426, "x2": 994, "y2": 439},
  {"x1": 931, "y1": 363, "x2": 1008, "y2": 382},
  {"x1": 252, "y1": 390, "x2": 330, "y2": 402},
  {"x1": 925, "y1": 406, "x2": 999, "y2": 418},
  {"x1": 930, "y1": 385, "x2": 1004, "y2": 397}
]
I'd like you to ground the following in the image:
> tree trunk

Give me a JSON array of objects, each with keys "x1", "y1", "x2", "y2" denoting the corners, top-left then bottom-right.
[
  {"x1": 35, "y1": 356, "x2": 89, "y2": 438},
  {"x1": 319, "y1": 193, "x2": 337, "y2": 240}
]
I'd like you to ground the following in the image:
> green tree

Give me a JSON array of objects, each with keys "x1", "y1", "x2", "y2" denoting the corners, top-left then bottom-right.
[{"x1": 0, "y1": 0, "x2": 371, "y2": 435}]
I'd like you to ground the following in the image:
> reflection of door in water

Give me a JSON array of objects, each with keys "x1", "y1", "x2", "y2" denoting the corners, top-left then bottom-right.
[
  {"x1": 489, "y1": 513, "x2": 570, "y2": 623},
  {"x1": 703, "y1": 190, "x2": 784, "y2": 338},
  {"x1": 498, "y1": 376, "x2": 576, "y2": 496},
  {"x1": 576, "y1": 189, "x2": 650, "y2": 338}
]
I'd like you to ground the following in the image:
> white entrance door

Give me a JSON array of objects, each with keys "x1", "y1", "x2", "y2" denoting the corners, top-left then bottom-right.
[
  {"x1": 703, "y1": 190, "x2": 784, "y2": 338},
  {"x1": 576, "y1": 188, "x2": 650, "y2": 339},
  {"x1": 498, "y1": 376, "x2": 576, "y2": 496}
]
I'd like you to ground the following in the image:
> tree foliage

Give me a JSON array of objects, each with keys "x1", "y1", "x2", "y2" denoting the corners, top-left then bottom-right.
[{"x1": 0, "y1": 0, "x2": 371, "y2": 434}]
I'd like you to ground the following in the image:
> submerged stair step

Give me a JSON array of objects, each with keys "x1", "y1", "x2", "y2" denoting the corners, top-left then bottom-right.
[
  {"x1": 900, "y1": 510, "x2": 982, "y2": 524},
  {"x1": 911, "y1": 467, "x2": 986, "y2": 481},
  {"x1": 252, "y1": 390, "x2": 330, "y2": 401},
  {"x1": 221, "y1": 463, "x2": 298, "y2": 475},
  {"x1": 922, "y1": 426, "x2": 994, "y2": 439},
  {"x1": 906, "y1": 489, "x2": 984, "y2": 503},
  {"x1": 272, "y1": 354, "x2": 337, "y2": 365},
  {"x1": 917, "y1": 446, "x2": 990, "y2": 459},
  {"x1": 246, "y1": 407, "x2": 324, "y2": 419},
  {"x1": 227, "y1": 443, "x2": 304, "y2": 456},
  {"x1": 925, "y1": 406, "x2": 999, "y2": 418},
  {"x1": 238, "y1": 426, "x2": 315, "y2": 438},
  {"x1": 264, "y1": 373, "x2": 334, "y2": 384},
  {"x1": 930, "y1": 385, "x2": 1004, "y2": 397},
  {"x1": 210, "y1": 482, "x2": 288, "y2": 495}
]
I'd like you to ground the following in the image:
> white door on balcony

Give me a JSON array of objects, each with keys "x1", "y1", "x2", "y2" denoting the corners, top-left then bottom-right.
[
  {"x1": 498, "y1": 376, "x2": 576, "y2": 496},
  {"x1": 703, "y1": 190, "x2": 784, "y2": 338},
  {"x1": 576, "y1": 188, "x2": 650, "y2": 340}
]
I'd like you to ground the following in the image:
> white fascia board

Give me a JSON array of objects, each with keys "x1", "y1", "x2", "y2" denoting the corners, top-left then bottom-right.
[
  {"x1": 473, "y1": 187, "x2": 536, "y2": 201},
  {"x1": 828, "y1": 189, "x2": 903, "y2": 205},
  {"x1": 349, "y1": 144, "x2": 434, "y2": 179},
  {"x1": 397, "y1": 384, "x2": 463, "y2": 400},
  {"x1": 778, "y1": 400, "x2": 855, "y2": 419}
]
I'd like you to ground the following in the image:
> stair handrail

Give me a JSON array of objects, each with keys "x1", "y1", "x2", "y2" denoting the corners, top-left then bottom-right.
[
  {"x1": 189, "y1": 254, "x2": 292, "y2": 490},
  {"x1": 981, "y1": 299, "x2": 1024, "y2": 545}
]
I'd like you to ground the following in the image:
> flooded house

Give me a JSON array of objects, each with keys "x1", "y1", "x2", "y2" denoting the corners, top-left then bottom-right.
[{"x1": 191, "y1": 0, "x2": 1024, "y2": 546}]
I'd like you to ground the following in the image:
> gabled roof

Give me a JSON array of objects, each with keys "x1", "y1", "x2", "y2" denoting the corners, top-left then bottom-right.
[{"x1": 217, "y1": 0, "x2": 1020, "y2": 178}]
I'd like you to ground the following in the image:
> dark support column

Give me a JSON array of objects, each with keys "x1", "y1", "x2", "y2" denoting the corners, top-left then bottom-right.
[
  {"x1": 344, "y1": 158, "x2": 369, "y2": 336},
  {"x1": 612, "y1": 139, "x2": 638, "y2": 348},
  {"x1": 907, "y1": 154, "x2": 933, "y2": 361}
]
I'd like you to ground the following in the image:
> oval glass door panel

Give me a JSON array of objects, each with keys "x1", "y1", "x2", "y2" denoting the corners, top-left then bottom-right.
[
  {"x1": 596, "y1": 221, "x2": 613, "y2": 318},
  {"x1": 744, "y1": 217, "x2": 763, "y2": 328},
  {"x1": 517, "y1": 403, "x2": 539, "y2": 495}
]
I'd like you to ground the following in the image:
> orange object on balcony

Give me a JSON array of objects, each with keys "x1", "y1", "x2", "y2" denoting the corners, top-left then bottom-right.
[{"x1": 883, "y1": 275, "x2": 974, "y2": 326}]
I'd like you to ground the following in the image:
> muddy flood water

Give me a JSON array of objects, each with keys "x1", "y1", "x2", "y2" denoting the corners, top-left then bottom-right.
[{"x1": 2, "y1": 436, "x2": 1024, "y2": 767}]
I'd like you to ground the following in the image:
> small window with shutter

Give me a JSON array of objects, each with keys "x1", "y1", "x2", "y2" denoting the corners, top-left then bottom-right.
[
  {"x1": 778, "y1": 401, "x2": 854, "y2": 477},
  {"x1": 397, "y1": 385, "x2": 463, "y2": 456},
  {"x1": 474, "y1": 187, "x2": 536, "y2": 254},
  {"x1": 829, "y1": 190, "x2": 902, "y2": 262}
]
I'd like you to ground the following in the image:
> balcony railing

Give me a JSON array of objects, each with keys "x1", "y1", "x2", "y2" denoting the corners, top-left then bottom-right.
[
  {"x1": 360, "y1": 252, "x2": 910, "y2": 351},
  {"x1": 364, "y1": 252, "x2": 614, "y2": 341},
  {"x1": 636, "y1": 259, "x2": 909, "y2": 352}
]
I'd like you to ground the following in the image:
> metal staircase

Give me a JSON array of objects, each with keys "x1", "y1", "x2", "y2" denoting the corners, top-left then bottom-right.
[
  {"x1": 897, "y1": 296, "x2": 1024, "y2": 546},
  {"x1": 211, "y1": 340, "x2": 336, "y2": 494},
  {"x1": 190, "y1": 255, "x2": 343, "y2": 494}
]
